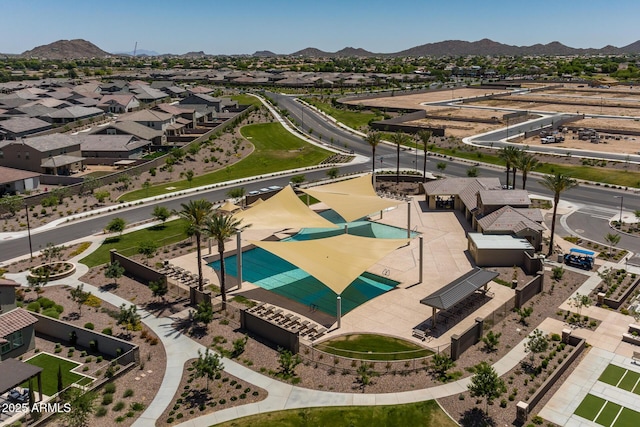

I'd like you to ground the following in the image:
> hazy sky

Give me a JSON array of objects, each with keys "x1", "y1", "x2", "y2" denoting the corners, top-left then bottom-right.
[{"x1": 3, "y1": 0, "x2": 639, "y2": 55}]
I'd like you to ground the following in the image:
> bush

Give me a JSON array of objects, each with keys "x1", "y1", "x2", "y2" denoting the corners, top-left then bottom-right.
[
  {"x1": 104, "y1": 382, "x2": 116, "y2": 394},
  {"x1": 130, "y1": 402, "x2": 145, "y2": 411},
  {"x1": 101, "y1": 393, "x2": 113, "y2": 405},
  {"x1": 123, "y1": 389, "x2": 134, "y2": 398},
  {"x1": 113, "y1": 401, "x2": 125, "y2": 411},
  {"x1": 95, "y1": 406, "x2": 108, "y2": 417},
  {"x1": 84, "y1": 322, "x2": 94, "y2": 330},
  {"x1": 27, "y1": 301, "x2": 41, "y2": 312},
  {"x1": 42, "y1": 308, "x2": 60, "y2": 319},
  {"x1": 102, "y1": 327, "x2": 112, "y2": 335},
  {"x1": 552, "y1": 266, "x2": 565, "y2": 281},
  {"x1": 551, "y1": 333, "x2": 561, "y2": 342}
]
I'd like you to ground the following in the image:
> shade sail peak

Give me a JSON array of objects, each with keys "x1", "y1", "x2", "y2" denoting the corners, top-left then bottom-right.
[
  {"x1": 233, "y1": 185, "x2": 338, "y2": 230},
  {"x1": 300, "y1": 174, "x2": 402, "y2": 222}
]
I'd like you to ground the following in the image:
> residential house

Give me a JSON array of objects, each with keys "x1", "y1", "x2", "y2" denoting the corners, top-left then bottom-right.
[
  {"x1": 76, "y1": 134, "x2": 151, "y2": 160},
  {"x1": 178, "y1": 94, "x2": 238, "y2": 113},
  {"x1": 90, "y1": 121, "x2": 165, "y2": 145},
  {"x1": 0, "y1": 117, "x2": 52, "y2": 140},
  {"x1": 0, "y1": 166, "x2": 40, "y2": 195},
  {"x1": 41, "y1": 106, "x2": 104, "y2": 125},
  {"x1": 116, "y1": 109, "x2": 175, "y2": 135},
  {"x1": 0, "y1": 278, "x2": 37, "y2": 361},
  {"x1": 0, "y1": 134, "x2": 84, "y2": 175},
  {"x1": 131, "y1": 85, "x2": 169, "y2": 103},
  {"x1": 97, "y1": 94, "x2": 140, "y2": 114},
  {"x1": 99, "y1": 80, "x2": 129, "y2": 93},
  {"x1": 153, "y1": 103, "x2": 197, "y2": 128}
]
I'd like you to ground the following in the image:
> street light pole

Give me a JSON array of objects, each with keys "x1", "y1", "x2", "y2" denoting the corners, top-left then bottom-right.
[{"x1": 614, "y1": 196, "x2": 624, "y2": 228}]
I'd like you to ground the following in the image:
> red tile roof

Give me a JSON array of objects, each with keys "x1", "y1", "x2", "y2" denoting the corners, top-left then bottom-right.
[{"x1": 0, "y1": 308, "x2": 38, "y2": 338}]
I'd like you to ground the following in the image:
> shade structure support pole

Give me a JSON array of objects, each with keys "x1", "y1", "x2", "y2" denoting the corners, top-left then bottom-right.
[
  {"x1": 432, "y1": 307, "x2": 437, "y2": 330},
  {"x1": 419, "y1": 236, "x2": 424, "y2": 283},
  {"x1": 407, "y1": 201, "x2": 411, "y2": 239},
  {"x1": 380, "y1": 209, "x2": 383, "y2": 219},
  {"x1": 337, "y1": 296, "x2": 342, "y2": 329},
  {"x1": 236, "y1": 230, "x2": 242, "y2": 290},
  {"x1": 344, "y1": 224, "x2": 348, "y2": 234},
  {"x1": 306, "y1": 194, "x2": 309, "y2": 206}
]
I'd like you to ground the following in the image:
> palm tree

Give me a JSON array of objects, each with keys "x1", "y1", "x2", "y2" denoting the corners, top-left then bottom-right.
[
  {"x1": 364, "y1": 131, "x2": 382, "y2": 186},
  {"x1": 498, "y1": 146, "x2": 521, "y2": 189},
  {"x1": 517, "y1": 152, "x2": 540, "y2": 190},
  {"x1": 417, "y1": 130, "x2": 432, "y2": 183},
  {"x1": 540, "y1": 173, "x2": 578, "y2": 257},
  {"x1": 390, "y1": 132, "x2": 411, "y2": 184},
  {"x1": 204, "y1": 212, "x2": 245, "y2": 309},
  {"x1": 604, "y1": 232, "x2": 621, "y2": 259},
  {"x1": 177, "y1": 199, "x2": 213, "y2": 291}
]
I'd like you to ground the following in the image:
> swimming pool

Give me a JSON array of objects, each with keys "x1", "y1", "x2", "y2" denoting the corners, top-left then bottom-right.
[
  {"x1": 208, "y1": 210, "x2": 409, "y2": 316},
  {"x1": 209, "y1": 247, "x2": 398, "y2": 316}
]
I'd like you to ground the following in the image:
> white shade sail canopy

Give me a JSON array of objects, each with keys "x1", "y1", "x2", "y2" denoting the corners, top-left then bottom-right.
[
  {"x1": 300, "y1": 174, "x2": 402, "y2": 222},
  {"x1": 250, "y1": 234, "x2": 409, "y2": 295},
  {"x1": 233, "y1": 185, "x2": 338, "y2": 230}
]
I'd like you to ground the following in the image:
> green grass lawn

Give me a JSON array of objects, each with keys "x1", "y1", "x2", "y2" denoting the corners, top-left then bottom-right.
[
  {"x1": 231, "y1": 94, "x2": 263, "y2": 107},
  {"x1": 617, "y1": 370, "x2": 639, "y2": 392},
  {"x1": 119, "y1": 122, "x2": 330, "y2": 202},
  {"x1": 213, "y1": 400, "x2": 456, "y2": 427},
  {"x1": 575, "y1": 394, "x2": 606, "y2": 421},
  {"x1": 306, "y1": 99, "x2": 383, "y2": 130},
  {"x1": 596, "y1": 401, "x2": 622, "y2": 426},
  {"x1": 314, "y1": 334, "x2": 433, "y2": 361},
  {"x1": 23, "y1": 353, "x2": 91, "y2": 396},
  {"x1": 615, "y1": 407, "x2": 640, "y2": 427},
  {"x1": 79, "y1": 219, "x2": 189, "y2": 267},
  {"x1": 599, "y1": 364, "x2": 628, "y2": 387},
  {"x1": 429, "y1": 146, "x2": 640, "y2": 188}
]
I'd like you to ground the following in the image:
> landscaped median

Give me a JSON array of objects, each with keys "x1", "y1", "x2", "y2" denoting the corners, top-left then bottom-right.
[{"x1": 118, "y1": 122, "x2": 331, "y2": 202}]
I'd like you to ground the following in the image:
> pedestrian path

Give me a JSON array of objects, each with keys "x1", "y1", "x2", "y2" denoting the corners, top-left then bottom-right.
[{"x1": 6, "y1": 250, "x2": 534, "y2": 427}]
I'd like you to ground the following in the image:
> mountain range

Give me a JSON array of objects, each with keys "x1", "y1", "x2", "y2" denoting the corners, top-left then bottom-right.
[{"x1": 10, "y1": 38, "x2": 640, "y2": 59}]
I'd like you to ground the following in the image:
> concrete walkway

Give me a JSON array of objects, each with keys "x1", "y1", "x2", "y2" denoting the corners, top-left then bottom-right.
[{"x1": 5, "y1": 241, "x2": 534, "y2": 427}]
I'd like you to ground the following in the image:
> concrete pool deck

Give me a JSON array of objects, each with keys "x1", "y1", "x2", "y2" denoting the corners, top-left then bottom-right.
[{"x1": 169, "y1": 195, "x2": 516, "y2": 348}]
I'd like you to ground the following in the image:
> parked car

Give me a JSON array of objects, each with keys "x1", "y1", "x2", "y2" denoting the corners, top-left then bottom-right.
[{"x1": 8, "y1": 388, "x2": 29, "y2": 403}]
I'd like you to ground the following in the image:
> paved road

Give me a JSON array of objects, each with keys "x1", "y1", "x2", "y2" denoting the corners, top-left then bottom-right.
[{"x1": 3, "y1": 93, "x2": 640, "y2": 262}]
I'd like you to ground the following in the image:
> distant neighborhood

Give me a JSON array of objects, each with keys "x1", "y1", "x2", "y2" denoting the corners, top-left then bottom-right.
[{"x1": 0, "y1": 78, "x2": 243, "y2": 196}]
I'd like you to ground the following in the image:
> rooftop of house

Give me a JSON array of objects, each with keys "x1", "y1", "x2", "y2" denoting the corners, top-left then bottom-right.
[
  {"x1": 0, "y1": 116, "x2": 51, "y2": 134},
  {"x1": 0, "y1": 308, "x2": 38, "y2": 339},
  {"x1": 91, "y1": 121, "x2": 163, "y2": 140},
  {"x1": 75, "y1": 134, "x2": 151, "y2": 152},
  {"x1": 0, "y1": 166, "x2": 40, "y2": 185},
  {"x1": 118, "y1": 109, "x2": 173, "y2": 123}
]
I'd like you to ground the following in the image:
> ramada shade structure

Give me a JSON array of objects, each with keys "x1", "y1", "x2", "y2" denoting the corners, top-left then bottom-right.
[
  {"x1": 250, "y1": 234, "x2": 409, "y2": 295},
  {"x1": 233, "y1": 185, "x2": 338, "y2": 230},
  {"x1": 300, "y1": 174, "x2": 402, "y2": 222},
  {"x1": 420, "y1": 267, "x2": 498, "y2": 325}
]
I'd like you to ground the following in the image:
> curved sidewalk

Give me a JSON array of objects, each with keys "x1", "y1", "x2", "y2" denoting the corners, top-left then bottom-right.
[{"x1": 5, "y1": 239, "x2": 530, "y2": 427}]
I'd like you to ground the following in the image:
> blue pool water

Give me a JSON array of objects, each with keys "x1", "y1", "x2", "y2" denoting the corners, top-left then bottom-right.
[
  {"x1": 209, "y1": 248, "x2": 398, "y2": 316},
  {"x1": 208, "y1": 210, "x2": 410, "y2": 316},
  {"x1": 291, "y1": 209, "x2": 419, "y2": 241}
]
